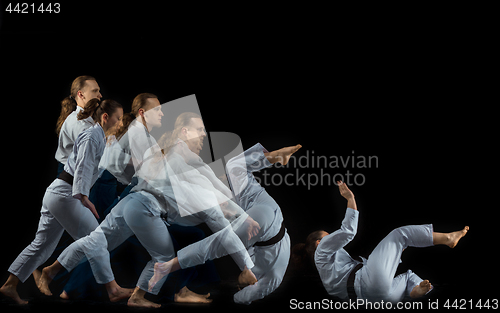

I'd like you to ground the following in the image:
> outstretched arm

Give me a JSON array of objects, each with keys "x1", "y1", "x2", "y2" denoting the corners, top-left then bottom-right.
[
  {"x1": 338, "y1": 180, "x2": 357, "y2": 211},
  {"x1": 315, "y1": 181, "x2": 359, "y2": 257}
]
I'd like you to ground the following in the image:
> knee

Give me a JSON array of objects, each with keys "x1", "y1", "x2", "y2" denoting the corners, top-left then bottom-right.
[
  {"x1": 122, "y1": 201, "x2": 153, "y2": 229},
  {"x1": 81, "y1": 231, "x2": 108, "y2": 256},
  {"x1": 27, "y1": 229, "x2": 59, "y2": 251},
  {"x1": 228, "y1": 166, "x2": 246, "y2": 181},
  {"x1": 388, "y1": 226, "x2": 411, "y2": 242}
]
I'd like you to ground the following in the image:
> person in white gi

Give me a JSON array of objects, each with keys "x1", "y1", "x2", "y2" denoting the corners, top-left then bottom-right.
[
  {"x1": 149, "y1": 143, "x2": 302, "y2": 305},
  {"x1": 38, "y1": 94, "x2": 169, "y2": 307},
  {"x1": 311, "y1": 181, "x2": 469, "y2": 303},
  {"x1": 0, "y1": 99, "x2": 123, "y2": 305},
  {"x1": 39, "y1": 104, "x2": 259, "y2": 308},
  {"x1": 55, "y1": 77, "x2": 102, "y2": 167}
]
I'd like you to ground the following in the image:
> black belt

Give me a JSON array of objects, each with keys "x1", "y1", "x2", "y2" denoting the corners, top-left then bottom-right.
[
  {"x1": 58, "y1": 170, "x2": 74, "y2": 186},
  {"x1": 347, "y1": 263, "x2": 363, "y2": 299},
  {"x1": 254, "y1": 221, "x2": 285, "y2": 247}
]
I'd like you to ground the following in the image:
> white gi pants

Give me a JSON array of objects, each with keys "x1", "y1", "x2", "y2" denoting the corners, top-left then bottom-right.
[
  {"x1": 233, "y1": 233, "x2": 291, "y2": 305},
  {"x1": 57, "y1": 192, "x2": 175, "y2": 295},
  {"x1": 355, "y1": 224, "x2": 434, "y2": 303},
  {"x1": 177, "y1": 143, "x2": 291, "y2": 304},
  {"x1": 8, "y1": 179, "x2": 99, "y2": 282}
]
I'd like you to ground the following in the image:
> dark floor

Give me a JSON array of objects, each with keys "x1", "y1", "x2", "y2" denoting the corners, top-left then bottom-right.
[{"x1": 0, "y1": 271, "x2": 487, "y2": 313}]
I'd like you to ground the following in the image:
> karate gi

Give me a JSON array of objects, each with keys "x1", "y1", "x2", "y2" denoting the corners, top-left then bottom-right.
[
  {"x1": 175, "y1": 143, "x2": 291, "y2": 305},
  {"x1": 315, "y1": 207, "x2": 434, "y2": 303},
  {"x1": 57, "y1": 128, "x2": 253, "y2": 295},
  {"x1": 55, "y1": 106, "x2": 95, "y2": 165},
  {"x1": 163, "y1": 140, "x2": 254, "y2": 271},
  {"x1": 8, "y1": 123, "x2": 106, "y2": 283},
  {"x1": 57, "y1": 120, "x2": 171, "y2": 294}
]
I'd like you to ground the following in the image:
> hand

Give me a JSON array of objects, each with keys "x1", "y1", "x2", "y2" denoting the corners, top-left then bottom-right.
[
  {"x1": 220, "y1": 201, "x2": 230, "y2": 219},
  {"x1": 220, "y1": 201, "x2": 239, "y2": 219},
  {"x1": 337, "y1": 181, "x2": 354, "y2": 200},
  {"x1": 245, "y1": 216, "x2": 261, "y2": 241},
  {"x1": 337, "y1": 181, "x2": 357, "y2": 211},
  {"x1": 80, "y1": 195, "x2": 100, "y2": 219}
]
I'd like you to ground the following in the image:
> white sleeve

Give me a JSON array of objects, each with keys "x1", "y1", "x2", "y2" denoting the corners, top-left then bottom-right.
[
  {"x1": 315, "y1": 208, "x2": 359, "y2": 259},
  {"x1": 72, "y1": 138, "x2": 99, "y2": 199},
  {"x1": 104, "y1": 143, "x2": 135, "y2": 185}
]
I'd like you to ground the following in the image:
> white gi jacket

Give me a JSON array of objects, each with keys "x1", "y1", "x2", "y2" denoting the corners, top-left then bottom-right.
[
  {"x1": 64, "y1": 122, "x2": 106, "y2": 199},
  {"x1": 315, "y1": 207, "x2": 361, "y2": 300},
  {"x1": 55, "y1": 106, "x2": 95, "y2": 164},
  {"x1": 315, "y1": 207, "x2": 434, "y2": 303}
]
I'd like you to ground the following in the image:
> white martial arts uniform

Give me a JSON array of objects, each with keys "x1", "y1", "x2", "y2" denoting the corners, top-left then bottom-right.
[
  {"x1": 229, "y1": 143, "x2": 290, "y2": 305},
  {"x1": 175, "y1": 143, "x2": 291, "y2": 305},
  {"x1": 315, "y1": 207, "x2": 434, "y2": 303},
  {"x1": 163, "y1": 140, "x2": 254, "y2": 270},
  {"x1": 8, "y1": 123, "x2": 105, "y2": 283},
  {"x1": 57, "y1": 127, "x2": 253, "y2": 295},
  {"x1": 55, "y1": 106, "x2": 95, "y2": 165}
]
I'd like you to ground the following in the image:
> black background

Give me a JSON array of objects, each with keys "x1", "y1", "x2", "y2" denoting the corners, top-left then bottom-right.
[{"x1": 0, "y1": 3, "x2": 496, "y2": 311}]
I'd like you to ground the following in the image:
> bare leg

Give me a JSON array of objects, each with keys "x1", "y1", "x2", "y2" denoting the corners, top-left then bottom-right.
[
  {"x1": 127, "y1": 286, "x2": 161, "y2": 308},
  {"x1": 40, "y1": 260, "x2": 132, "y2": 301},
  {"x1": 38, "y1": 260, "x2": 63, "y2": 296},
  {"x1": 433, "y1": 226, "x2": 469, "y2": 248},
  {"x1": 148, "y1": 257, "x2": 181, "y2": 292},
  {"x1": 32, "y1": 269, "x2": 41, "y2": 286},
  {"x1": 264, "y1": 144, "x2": 302, "y2": 165},
  {"x1": 0, "y1": 274, "x2": 28, "y2": 305},
  {"x1": 104, "y1": 280, "x2": 134, "y2": 302},
  {"x1": 174, "y1": 286, "x2": 212, "y2": 303},
  {"x1": 407, "y1": 226, "x2": 470, "y2": 299}
]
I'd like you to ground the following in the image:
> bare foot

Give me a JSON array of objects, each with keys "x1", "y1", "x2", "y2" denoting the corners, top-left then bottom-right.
[
  {"x1": 60, "y1": 290, "x2": 70, "y2": 300},
  {"x1": 447, "y1": 226, "x2": 469, "y2": 248},
  {"x1": 410, "y1": 280, "x2": 433, "y2": 298},
  {"x1": 238, "y1": 268, "x2": 258, "y2": 288},
  {"x1": 38, "y1": 266, "x2": 55, "y2": 296},
  {"x1": 265, "y1": 144, "x2": 302, "y2": 166},
  {"x1": 127, "y1": 287, "x2": 161, "y2": 308},
  {"x1": 108, "y1": 286, "x2": 134, "y2": 302},
  {"x1": 174, "y1": 286, "x2": 212, "y2": 303},
  {"x1": 149, "y1": 261, "x2": 173, "y2": 292},
  {"x1": 0, "y1": 282, "x2": 28, "y2": 305}
]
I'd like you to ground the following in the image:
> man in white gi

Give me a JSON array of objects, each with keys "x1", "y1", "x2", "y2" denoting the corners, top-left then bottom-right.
[
  {"x1": 40, "y1": 104, "x2": 259, "y2": 308},
  {"x1": 149, "y1": 143, "x2": 302, "y2": 305}
]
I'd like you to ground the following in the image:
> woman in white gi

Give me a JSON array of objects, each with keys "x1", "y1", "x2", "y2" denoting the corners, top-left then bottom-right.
[
  {"x1": 39, "y1": 93, "x2": 166, "y2": 306},
  {"x1": 303, "y1": 181, "x2": 469, "y2": 303},
  {"x1": 0, "y1": 99, "x2": 123, "y2": 305},
  {"x1": 150, "y1": 143, "x2": 302, "y2": 305}
]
